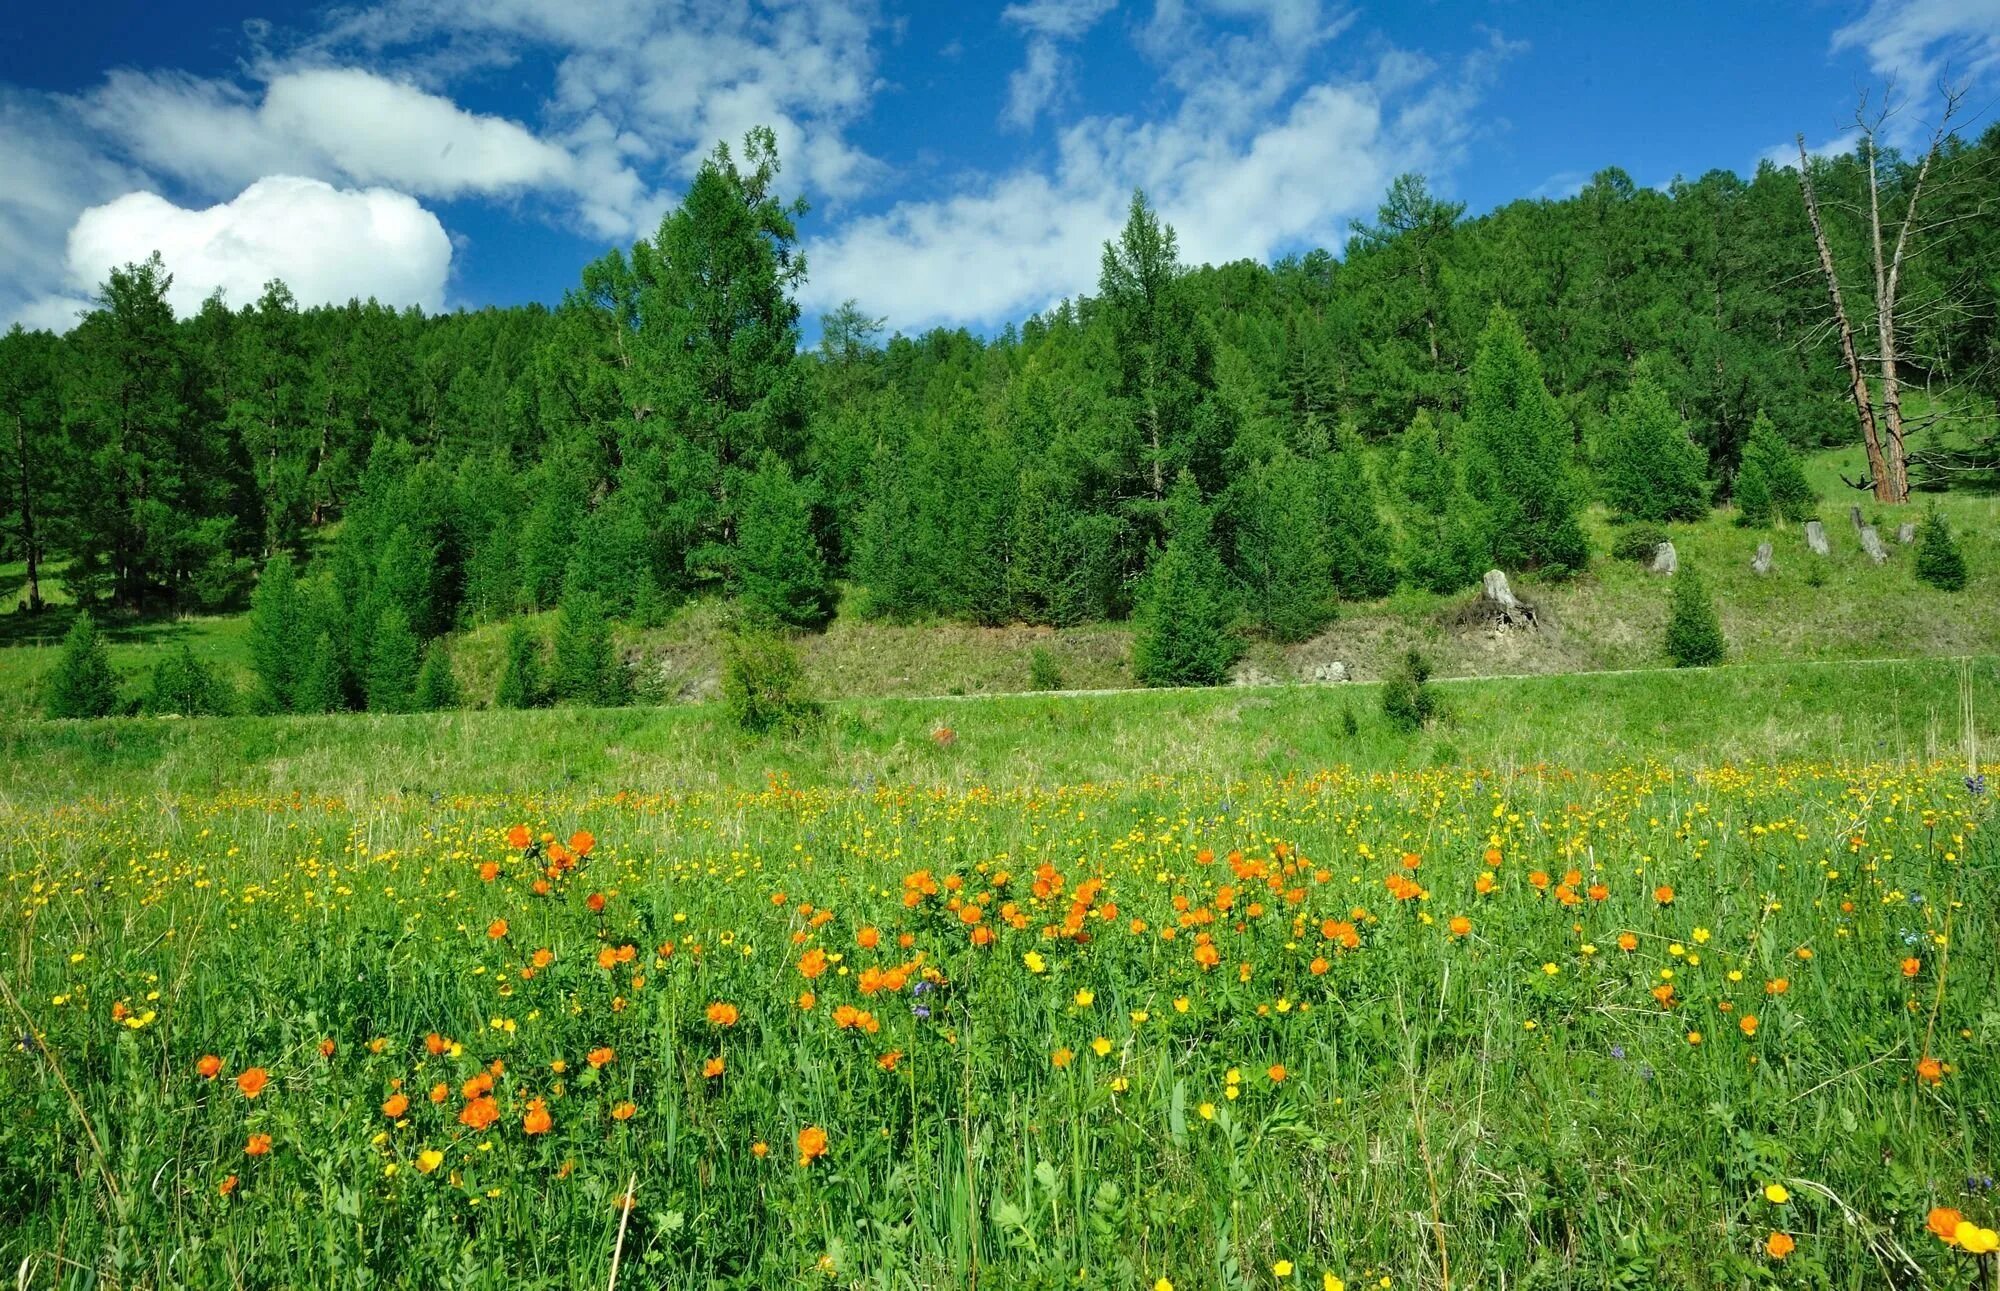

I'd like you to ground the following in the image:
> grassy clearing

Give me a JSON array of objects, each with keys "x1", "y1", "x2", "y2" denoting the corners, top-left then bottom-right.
[{"x1": 1, "y1": 661, "x2": 1995, "y2": 1286}]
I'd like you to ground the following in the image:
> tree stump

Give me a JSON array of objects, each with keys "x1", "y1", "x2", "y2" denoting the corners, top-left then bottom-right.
[
  {"x1": 1752, "y1": 542, "x2": 1773, "y2": 575},
  {"x1": 1650, "y1": 541, "x2": 1677, "y2": 576},
  {"x1": 1805, "y1": 521, "x2": 1830, "y2": 556},
  {"x1": 1456, "y1": 569, "x2": 1540, "y2": 631},
  {"x1": 1897, "y1": 522, "x2": 1917, "y2": 544},
  {"x1": 1850, "y1": 504, "x2": 1867, "y2": 533},
  {"x1": 1859, "y1": 525, "x2": 1889, "y2": 564}
]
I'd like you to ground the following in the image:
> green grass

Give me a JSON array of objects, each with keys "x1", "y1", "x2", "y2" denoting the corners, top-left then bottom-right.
[{"x1": 1, "y1": 662, "x2": 1995, "y2": 1287}]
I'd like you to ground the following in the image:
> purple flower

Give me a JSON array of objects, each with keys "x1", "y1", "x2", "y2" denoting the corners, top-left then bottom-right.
[{"x1": 912, "y1": 1004, "x2": 931, "y2": 1020}]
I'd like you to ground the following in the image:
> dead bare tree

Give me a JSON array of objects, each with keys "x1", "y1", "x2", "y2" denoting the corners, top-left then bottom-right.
[{"x1": 1796, "y1": 133, "x2": 1888, "y2": 501}]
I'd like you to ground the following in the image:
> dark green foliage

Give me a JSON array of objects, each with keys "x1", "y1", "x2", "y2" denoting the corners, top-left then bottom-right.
[
  {"x1": 1664, "y1": 566, "x2": 1726, "y2": 667},
  {"x1": 247, "y1": 552, "x2": 304, "y2": 711},
  {"x1": 1394, "y1": 411, "x2": 1484, "y2": 595},
  {"x1": 1322, "y1": 426, "x2": 1397, "y2": 600},
  {"x1": 44, "y1": 613, "x2": 121, "y2": 718},
  {"x1": 735, "y1": 454, "x2": 834, "y2": 631},
  {"x1": 1231, "y1": 446, "x2": 1335, "y2": 641},
  {"x1": 1739, "y1": 412, "x2": 1815, "y2": 522},
  {"x1": 1611, "y1": 523, "x2": 1670, "y2": 563},
  {"x1": 495, "y1": 622, "x2": 546, "y2": 710},
  {"x1": 1381, "y1": 650, "x2": 1438, "y2": 733},
  {"x1": 1600, "y1": 367, "x2": 1708, "y2": 522},
  {"x1": 551, "y1": 593, "x2": 628, "y2": 706},
  {"x1": 365, "y1": 606, "x2": 422, "y2": 713},
  {"x1": 1463, "y1": 308, "x2": 1589, "y2": 574},
  {"x1": 413, "y1": 640, "x2": 463, "y2": 711},
  {"x1": 1734, "y1": 460, "x2": 1774, "y2": 527},
  {"x1": 294, "y1": 632, "x2": 346, "y2": 714},
  {"x1": 721, "y1": 631, "x2": 820, "y2": 735},
  {"x1": 144, "y1": 645, "x2": 233, "y2": 716},
  {"x1": 1028, "y1": 648, "x2": 1064, "y2": 692},
  {"x1": 564, "y1": 486, "x2": 660, "y2": 618},
  {"x1": 1914, "y1": 506, "x2": 1968, "y2": 591},
  {"x1": 1132, "y1": 480, "x2": 1239, "y2": 688}
]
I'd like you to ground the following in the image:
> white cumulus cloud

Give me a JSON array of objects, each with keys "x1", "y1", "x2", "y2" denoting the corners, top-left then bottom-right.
[{"x1": 65, "y1": 176, "x2": 454, "y2": 317}]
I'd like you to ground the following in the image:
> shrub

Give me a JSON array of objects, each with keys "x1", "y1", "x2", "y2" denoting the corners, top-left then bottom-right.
[
  {"x1": 1028, "y1": 647, "x2": 1064, "y2": 692},
  {"x1": 1664, "y1": 565, "x2": 1725, "y2": 667},
  {"x1": 1381, "y1": 650, "x2": 1438, "y2": 733},
  {"x1": 1610, "y1": 523, "x2": 1670, "y2": 564},
  {"x1": 1734, "y1": 459, "x2": 1774, "y2": 528},
  {"x1": 722, "y1": 632, "x2": 821, "y2": 736},
  {"x1": 144, "y1": 644, "x2": 234, "y2": 716},
  {"x1": 1914, "y1": 505, "x2": 1968, "y2": 591},
  {"x1": 45, "y1": 613, "x2": 121, "y2": 718},
  {"x1": 495, "y1": 621, "x2": 546, "y2": 709}
]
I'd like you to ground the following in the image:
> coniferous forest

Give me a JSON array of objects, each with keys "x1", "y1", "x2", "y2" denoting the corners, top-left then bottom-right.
[{"x1": 3, "y1": 121, "x2": 1999, "y2": 712}]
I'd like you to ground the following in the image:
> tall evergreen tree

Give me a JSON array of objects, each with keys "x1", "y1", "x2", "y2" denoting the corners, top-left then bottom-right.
[
  {"x1": 495, "y1": 621, "x2": 546, "y2": 709},
  {"x1": 1600, "y1": 366, "x2": 1708, "y2": 522},
  {"x1": 0, "y1": 325, "x2": 62, "y2": 613},
  {"x1": 1132, "y1": 477, "x2": 1239, "y2": 687},
  {"x1": 736, "y1": 453, "x2": 835, "y2": 630},
  {"x1": 1462, "y1": 307, "x2": 1589, "y2": 572},
  {"x1": 551, "y1": 592, "x2": 627, "y2": 706},
  {"x1": 365, "y1": 605, "x2": 421, "y2": 713},
  {"x1": 1395, "y1": 410, "x2": 1484, "y2": 594},
  {"x1": 1914, "y1": 505, "x2": 1969, "y2": 591},
  {"x1": 1739, "y1": 411, "x2": 1815, "y2": 521},
  {"x1": 246, "y1": 552, "x2": 305, "y2": 711},
  {"x1": 1664, "y1": 565, "x2": 1725, "y2": 667},
  {"x1": 145, "y1": 644, "x2": 233, "y2": 716},
  {"x1": 1321, "y1": 426, "x2": 1397, "y2": 599},
  {"x1": 44, "y1": 612, "x2": 121, "y2": 718},
  {"x1": 413, "y1": 638, "x2": 463, "y2": 710},
  {"x1": 1231, "y1": 446, "x2": 1334, "y2": 642},
  {"x1": 293, "y1": 630, "x2": 346, "y2": 714}
]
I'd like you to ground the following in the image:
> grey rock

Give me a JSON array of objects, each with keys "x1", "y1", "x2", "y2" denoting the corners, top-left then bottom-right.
[
  {"x1": 1650, "y1": 541, "x2": 1678, "y2": 576},
  {"x1": 1310, "y1": 661, "x2": 1349, "y2": 684},
  {"x1": 1752, "y1": 542, "x2": 1773, "y2": 575},
  {"x1": 1859, "y1": 524, "x2": 1889, "y2": 564},
  {"x1": 1897, "y1": 522, "x2": 1917, "y2": 544},
  {"x1": 1805, "y1": 520, "x2": 1830, "y2": 556}
]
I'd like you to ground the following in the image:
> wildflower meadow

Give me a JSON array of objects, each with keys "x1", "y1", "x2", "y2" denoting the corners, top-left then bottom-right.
[{"x1": 3, "y1": 753, "x2": 1996, "y2": 1288}]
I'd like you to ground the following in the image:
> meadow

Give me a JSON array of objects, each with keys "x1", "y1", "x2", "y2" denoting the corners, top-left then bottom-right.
[{"x1": 4, "y1": 663, "x2": 1999, "y2": 1289}]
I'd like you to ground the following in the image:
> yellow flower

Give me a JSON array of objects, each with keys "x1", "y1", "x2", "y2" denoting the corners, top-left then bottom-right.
[
  {"x1": 1173, "y1": 996, "x2": 1190, "y2": 1013},
  {"x1": 1154, "y1": 1279, "x2": 1174, "y2": 1291},
  {"x1": 1274, "y1": 1260, "x2": 1294, "y2": 1277},
  {"x1": 1323, "y1": 1277, "x2": 1345, "y2": 1291},
  {"x1": 1073, "y1": 988, "x2": 1094, "y2": 1006},
  {"x1": 1198, "y1": 1102, "x2": 1216, "y2": 1120},
  {"x1": 415, "y1": 1149, "x2": 445, "y2": 1174},
  {"x1": 1763, "y1": 1183, "x2": 1790, "y2": 1205},
  {"x1": 1023, "y1": 952, "x2": 1047, "y2": 974},
  {"x1": 1091, "y1": 1036, "x2": 1112, "y2": 1057}
]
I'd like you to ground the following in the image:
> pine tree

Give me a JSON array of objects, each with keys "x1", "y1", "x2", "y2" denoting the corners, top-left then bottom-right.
[
  {"x1": 1664, "y1": 565, "x2": 1725, "y2": 667},
  {"x1": 373, "y1": 523, "x2": 438, "y2": 641},
  {"x1": 1914, "y1": 505, "x2": 1968, "y2": 591},
  {"x1": 1132, "y1": 478, "x2": 1239, "y2": 687},
  {"x1": 413, "y1": 639, "x2": 463, "y2": 710},
  {"x1": 145, "y1": 644, "x2": 233, "y2": 716},
  {"x1": 552, "y1": 592, "x2": 627, "y2": 706},
  {"x1": 294, "y1": 631, "x2": 346, "y2": 714},
  {"x1": 1321, "y1": 426, "x2": 1397, "y2": 600},
  {"x1": 564, "y1": 485, "x2": 658, "y2": 617},
  {"x1": 1395, "y1": 410, "x2": 1483, "y2": 594},
  {"x1": 1739, "y1": 411, "x2": 1815, "y2": 522},
  {"x1": 1463, "y1": 307, "x2": 1589, "y2": 573},
  {"x1": 495, "y1": 621, "x2": 546, "y2": 709},
  {"x1": 735, "y1": 453, "x2": 834, "y2": 630},
  {"x1": 1231, "y1": 446, "x2": 1334, "y2": 642},
  {"x1": 366, "y1": 606, "x2": 421, "y2": 713},
  {"x1": 247, "y1": 552, "x2": 304, "y2": 711},
  {"x1": 1600, "y1": 366, "x2": 1708, "y2": 522},
  {"x1": 44, "y1": 613, "x2": 121, "y2": 718},
  {"x1": 1734, "y1": 459, "x2": 1774, "y2": 527}
]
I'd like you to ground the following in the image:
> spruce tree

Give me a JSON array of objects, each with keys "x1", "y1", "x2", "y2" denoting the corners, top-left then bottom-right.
[
  {"x1": 366, "y1": 606, "x2": 421, "y2": 713},
  {"x1": 1914, "y1": 505, "x2": 1968, "y2": 591},
  {"x1": 495, "y1": 621, "x2": 546, "y2": 709},
  {"x1": 1739, "y1": 412, "x2": 1815, "y2": 522},
  {"x1": 1321, "y1": 425, "x2": 1397, "y2": 600},
  {"x1": 1664, "y1": 565, "x2": 1725, "y2": 667},
  {"x1": 294, "y1": 631, "x2": 346, "y2": 714},
  {"x1": 247, "y1": 551, "x2": 304, "y2": 711},
  {"x1": 552, "y1": 592, "x2": 627, "y2": 706},
  {"x1": 45, "y1": 613, "x2": 121, "y2": 718},
  {"x1": 564, "y1": 486, "x2": 658, "y2": 618},
  {"x1": 145, "y1": 644, "x2": 232, "y2": 716},
  {"x1": 735, "y1": 453, "x2": 834, "y2": 630},
  {"x1": 1395, "y1": 410, "x2": 1483, "y2": 594},
  {"x1": 1132, "y1": 478, "x2": 1239, "y2": 687},
  {"x1": 413, "y1": 639, "x2": 463, "y2": 710},
  {"x1": 1600, "y1": 367, "x2": 1708, "y2": 522},
  {"x1": 1734, "y1": 459, "x2": 1774, "y2": 527},
  {"x1": 1463, "y1": 307, "x2": 1589, "y2": 573},
  {"x1": 1231, "y1": 446, "x2": 1334, "y2": 642}
]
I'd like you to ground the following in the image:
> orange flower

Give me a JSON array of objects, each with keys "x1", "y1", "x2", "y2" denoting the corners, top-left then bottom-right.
[
  {"x1": 706, "y1": 1001, "x2": 740, "y2": 1028},
  {"x1": 877, "y1": 1049, "x2": 903, "y2": 1072},
  {"x1": 507, "y1": 825, "x2": 532, "y2": 849},
  {"x1": 459, "y1": 1096, "x2": 500, "y2": 1130},
  {"x1": 1902, "y1": 957, "x2": 1922, "y2": 978},
  {"x1": 569, "y1": 830, "x2": 596, "y2": 856},
  {"x1": 1309, "y1": 956, "x2": 1330, "y2": 975},
  {"x1": 612, "y1": 1101, "x2": 637, "y2": 1121},
  {"x1": 382, "y1": 1093, "x2": 409, "y2": 1118},
  {"x1": 245, "y1": 1133, "x2": 272, "y2": 1157},
  {"x1": 429, "y1": 1081, "x2": 449, "y2": 1104},
  {"x1": 1617, "y1": 932, "x2": 1638, "y2": 952},
  {"x1": 1448, "y1": 916, "x2": 1471, "y2": 938},
  {"x1": 319, "y1": 1038, "x2": 336, "y2": 1059},
  {"x1": 1930, "y1": 1207, "x2": 1966, "y2": 1244},
  {"x1": 1653, "y1": 885, "x2": 1675, "y2": 905},
  {"x1": 751, "y1": 1140, "x2": 770, "y2": 1158},
  {"x1": 487, "y1": 918, "x2": 509, "y2": 940},
  {"x1": 1192, "y1": 942, "x2": 1221, "y2": 970},
  {"x1": 522, "y1": 1098, "x2": 553, "y2": 1135},
  {"x1": 588, "y1": 1046, "x2": 616, "y2": 1069},
  {"x1": 218, "y1": 1174, "x2": 238, "y2": 1196},
  {"x1": 1917, "y1": 1055, "x2": 1945, "y2": 1086},
  {"x1": 857, "y1": 926, "x2": 880, "y2": 950},
  {"x1": 703, "y1": 1056, "x2": 726, "y2": 1079},
  {"x1": 1739, "y1": 1015, "x2": 1759, "y2": 1037},
  {"x1": 532, "y1": 948, "x2": 554, "y2": 968},
  {"x1": 1267, "y1": 1064, "x2": 1287, "y2": 1083},
  {"x1": 236, "y1": 1067, "x2": 269, "y2": 1099},
  {"x1": 479, "y1": 861, "x2": 499, "y2": 882},
  {"x1": 197, "y1": 1054, "x2": 223, "y2": 1080},
  {"x1": 797, "y1": 1125, "x2": 829, "y2": 1165},
  {"x1": 596, "y1": 947, "x2": 619, "y2": 970},
  {"x1": 462, "y1": 1071, "x2": 494, "y2": 1099},
  {"x1": 797, "y1": 949, "x2": 829, "y2": 979},
  {"x1": 1765, "y1": 978, "x2": 1789, "y2": 996},
  {"x1": 586, "y1": 892, "x2": 606, "y2": 913},
  {"x1": 1051, "y1": 1047, "x2": 1074, "y2": 1068},
  {"x1": 425, "y1": 1032, "x2": 449, "y2": 1056},
  {"x1": 1765, "y1": 1232, "x2": 1794, "y2": 1260}
]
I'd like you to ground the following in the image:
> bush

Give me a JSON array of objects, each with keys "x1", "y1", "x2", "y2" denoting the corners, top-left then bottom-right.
[
  {"x1": 45, "y1": 613, "x2": 121, "y2": 718},
  {"x1": 1734, "y1": 459, "x2": 1774, "y2": 528},
  {"x1": 495, "y1": 621, "x2": 546, "y2": 710},
  {"x1": 1664, "y1": 566, "x2": 1725, "y2": 668},
  {"x1": 145, "y1": 644, "x2": 234, "y2": 716},
  {"x1": 1610, "y1": 523, "x2": 1669, "y2": 563},
  {"x1": 722, "y1": 632, "x2": 820, "y2": 736},
  {"x1": 1914, "y1": 505, "x2": 1968, "y2": 591},
  {"x1": 1028, "y1": 647, "x2": 1064, "y2": 692},
  {"x1": 1381, "y1": 650, "x2": 1438, "y2": 733}
]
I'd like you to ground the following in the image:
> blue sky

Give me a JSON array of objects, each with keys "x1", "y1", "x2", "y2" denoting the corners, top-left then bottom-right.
[{"x1": 2, "y1": 1, "x2": 1995, "y2": 337}]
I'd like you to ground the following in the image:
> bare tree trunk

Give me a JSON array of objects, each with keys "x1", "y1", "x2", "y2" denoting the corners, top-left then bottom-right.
[{"x1": 1797, "y1": 135, "x2": 1891, "y2": 502}]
